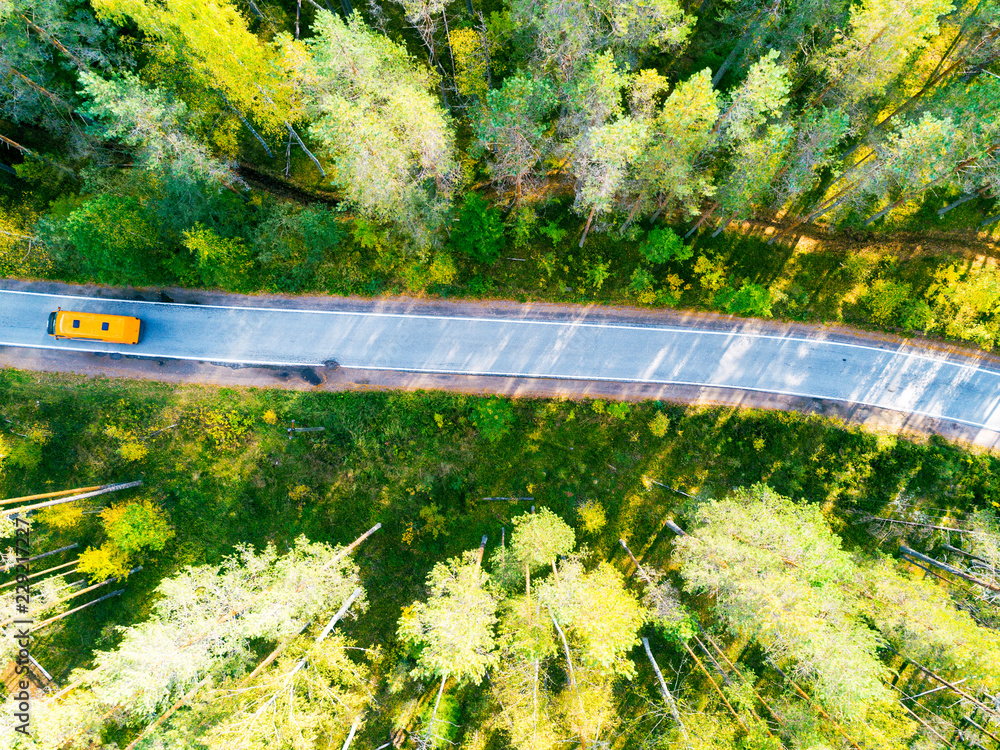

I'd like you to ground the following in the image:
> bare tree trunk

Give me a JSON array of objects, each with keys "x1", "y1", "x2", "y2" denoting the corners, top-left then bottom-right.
[
  {"x1": 342, "y1": 715, "x2": 363, "y2": 750},
  {"x1": 287, "y1": 125, "x2": 326, "y2": 178},
  {"x1": 548, "y1": 607, "x2": 588, "y2": 748},
  {"x1": 768, "y1": 659, "x2": 864, "y2": 750},
  {"x1": 893, "y1": 651, "x2": 1000, "y2": 720},
  {"x1": 578, "y1": 205, "x2": 597, "y2": 248},
  {"x1": 682, "y1": 641, "x2": 748, "y2": 732},
  {"x1": 123, "y1": 674, "x2": 213, "y2": 750},
  {"x1": 0, "y1": 486, "x2": 101, "y2": 506},
  {"x1": 475, "y1": 535, "x2": 488, "y2": 570},
  {"x1": 31, "y1": 589, "x2": 123, "y2": 631},
  {"x1": 0, "y1": 559, "x2": 77, "y2": 589},
  {"x1": 2, "y1": 481, "x2": 142, "y2": 517},
  {"x1": 980, "y1": 213, "x2": 1000, "y2": 229},
  {"x1": 901, "y1": 545, "x2": 1000, "y2": 592},
  {"x1": 938, "y1": 192, "x2": 978, "y2": 217},
  {"x1": 324, "y1": 523, "x2": 382, "y2": 570},
  {"x1": 642, "y1": 638, "x2": 689, "y2": 739},
  {"x1": 425, "y1": 673, "x2": 448, "y2": 747}
]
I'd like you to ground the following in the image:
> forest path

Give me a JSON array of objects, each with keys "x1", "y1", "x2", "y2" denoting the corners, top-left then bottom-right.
[{"x1": 3, "y1": 280, "x2": 1000, "y2": 447}]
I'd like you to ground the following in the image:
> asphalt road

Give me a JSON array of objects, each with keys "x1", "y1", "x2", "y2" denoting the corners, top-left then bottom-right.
[{"x1": 3, "y1": 289, "x2": 1000, "y2": 431}]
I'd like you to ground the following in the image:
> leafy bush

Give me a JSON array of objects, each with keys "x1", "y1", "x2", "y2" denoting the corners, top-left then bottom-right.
[
  {"x1": 472, "y1": 398, "x2": 515, "y2": 442},
  {"x1": 102, "y1": 498, "x2": 174, "y2": 556},
  {"x1": 508, "y1": 206, "x2": 537, "y2": 249},
  {"x1": 585, "y1": 258, "x2": 612, "y2": 290},
  {"x1": 539, "y1": 220, "x2": 568, "y2": 246},
  {"x1": 607, "y1": 402, "x2": 630, "y2": 419},
  {"x1": 716, "y1": 281, "x2": 773, "y2": 317},
  {"x1": 450, "y1": 193, "x2": 504, "y2": 264},
  {"x1": 418, "y1": 693, "x2": 460, "y2": 749},
  {"x1": 180, "y1": 223, "x2": 255, "y2": 291},
  {"x1": 61, "y1": 194, "x2": 160, "y2": 283},
  {"x1": 640, "y1": 227, "x2": 692, "y2": 265},
  {"x1": 649, "y1": 412, "x2": 670, "y2": 437},
  {"x1": 862, "y1": 279, "x2": 912, "y2": 325}
]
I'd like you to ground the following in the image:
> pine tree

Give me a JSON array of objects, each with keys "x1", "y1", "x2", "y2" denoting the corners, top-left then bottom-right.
[{"x1": 305, "y1": 11, "x2": 460, "y2": 244}]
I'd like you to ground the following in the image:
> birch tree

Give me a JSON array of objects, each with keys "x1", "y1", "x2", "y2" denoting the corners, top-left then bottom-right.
[
  {"x1": 816, "y1": 0, "x2": 956, "y2": 104},
  {"x1": 398, "y1": 548, "x2": 499, "y2": 746},
  {"x1": 90, "y1": 0, "x2": 298, "y2": 136}
]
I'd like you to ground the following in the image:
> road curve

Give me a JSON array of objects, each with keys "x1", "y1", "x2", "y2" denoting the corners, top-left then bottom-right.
[{"x1": 3, "y1": 288, "x2": 1000, "y2": 432}]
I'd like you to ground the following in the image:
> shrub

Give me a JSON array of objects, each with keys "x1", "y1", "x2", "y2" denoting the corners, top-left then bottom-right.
[
  {"x1": 693, "y1": 254, "x2": 728, "y2": 291},
  {"x1": 101, "y1": 498, "x2": 174, "y2": 556},
  {"x1": 607, "y1": 402, "x2": 630, "y2": 419},
  {"x1": 78, "y1": 545, "x2": 131, "y2": 582},
  {"x1": 578, "y1": 500, "x2": 607, "y2": 533},
  {"x1": 640, "y1": 227, "x2": 692, "y2": 265},
  {"x1": 716, "y1": 281, "x2": 773, "y2": 317},
  {"x1": 508, "y1": 206, "x2": 537, "y2": 249},
  {"x1": 181, "y1": 223, "x2": 255, "y2": 291},
  {"x1": 418, "y1": 693, "x2": 460, "y2": 749},
  {"x1": 862, "y1": 279, "x2": 912, "y2": 325},
  {"x1": 62, "y1": 194, "x2": 159, "y2": 284},
  {"x1": 585, "y1": 258, "x2": 612, "y2": 290},
  {"x1": 450, "y1": 193, "x2": 504, "y2": 264},
  {"x1": 649, "y1": 412, "x2": 670, "y2": 437},
  {"x1": 539, "y1": 221, "x2": 568, "y2": 246},
  {"x1": 472, "y1": 398, "x2": 516, "y2": 442}
]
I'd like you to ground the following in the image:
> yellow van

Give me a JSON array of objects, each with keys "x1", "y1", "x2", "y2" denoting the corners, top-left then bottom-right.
[{"x1": 47, "y1": 309, "x2": 142, "y2": 345}]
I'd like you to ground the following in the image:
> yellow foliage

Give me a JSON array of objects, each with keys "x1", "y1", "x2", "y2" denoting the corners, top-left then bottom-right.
[
  {"x1": 91, "y1": 0, "x2": 297, "y2": 136},
  {"x1": 104, "y1": 424, "x2": 147, "y2": 462},
  {"x1": 419, "y1": 503, "x2": 447, "y2": 538},
  {"x1": 0, "y1": 205, "x2": 51, "y2": 278},
  {"x1": 577, "y1": 500, "x2": 607, "y2": 534},
  {"x1": 37, "y1": 502, "x2": 85, "y2": 530},
  {"x1": 449, "y1": 28, "x2": 490, "y2": 100},
  {"x1": 289, "y1": 484, "x2": 310, "y2": 503},
  {"x1": 262, "y1": 408, "x2": 278, "y2": 425},
  {"x1": 77, "y1": 544, "x2": 131, "y2": 582},
  {"x1": 648, "y1": 411, "x2": 670, "y2": 437}
]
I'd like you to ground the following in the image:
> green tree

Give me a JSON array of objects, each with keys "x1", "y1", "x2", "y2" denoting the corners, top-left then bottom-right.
[
  {"x1": 511, "y1": 0, "x2": 692, "y2": 83},
  {"x1": 450, "y1": 193, "x2": 505, "y2": 264},
  {"x1": 101, "y1": 497, "x2": 174, "y2": 556},
  {"x1": 79, "y1": 71, "x2": 237, "y2": 186},
  {"x1": 639, "y1": 227, "x2": 691, "y2": 265},
  {"x1": 629, "y1": 69, "x2": 719, "y2": 220},
  {"x1": 816, "y1": 0, "x2": 955, "y2": 104},
  {"x1": 475, "y1": 72, "x2": 557, "y2": 204},
  {"x1": 398, "y1": 549, "x2": 499, "y2": 745},
  {"x1": 91, "y1": 0, "x2": 297, "y2": 136},
  {"x1": 673, "y1": 485, "x2": 899, "y2": 727},
  {"x1": 61, "y1": 194, "x2": 160, "y2": 284},
  {"x1": 306, "y1": 11, "x2": 460, "y2": 244},
  {"x1": 181, "y1": 223, "x2": 254, "y2": 290},
  {"x1": 84, "y1": 537, "x2": 363, "y2": 722}
]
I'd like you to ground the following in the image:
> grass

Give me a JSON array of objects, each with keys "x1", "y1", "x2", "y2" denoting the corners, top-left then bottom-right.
[{"x1": 1, "y1": 369, "x2": 998, "y2": 744}]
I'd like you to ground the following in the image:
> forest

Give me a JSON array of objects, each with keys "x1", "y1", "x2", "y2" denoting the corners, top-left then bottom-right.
[
  {"x1": 1, "y1": 0, "x2": 1000, "y2": 343},
  {"x1": 0, "y1": 373, "x2": 996, "y2": 749},
  {"x1": 2, "y1": 0, "x2": 1000, "y2": 748}
]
